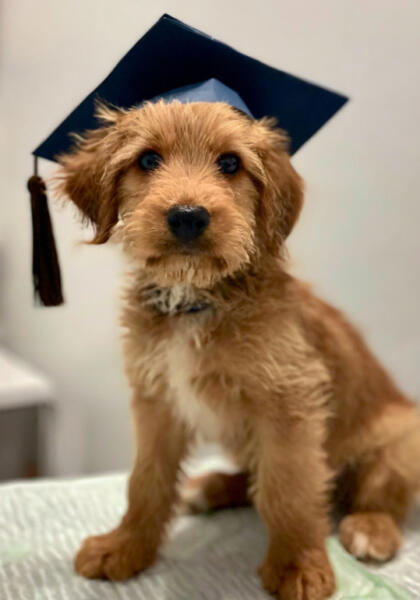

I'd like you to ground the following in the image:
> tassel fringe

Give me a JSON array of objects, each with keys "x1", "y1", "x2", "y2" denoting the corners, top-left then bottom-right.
[{"x1": 27, "y1": 160, "x2": 64, "y2": 306}]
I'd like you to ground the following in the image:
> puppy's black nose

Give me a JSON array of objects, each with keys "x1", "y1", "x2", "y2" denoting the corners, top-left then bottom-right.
[{"x1": 167, "y1": 205, "x2": 210, "y2": 242}]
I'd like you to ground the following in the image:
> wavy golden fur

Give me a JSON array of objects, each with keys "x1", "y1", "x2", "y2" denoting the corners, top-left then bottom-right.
[{"x1": 57, "y1": 100, "x2": 420, "y2": 600}]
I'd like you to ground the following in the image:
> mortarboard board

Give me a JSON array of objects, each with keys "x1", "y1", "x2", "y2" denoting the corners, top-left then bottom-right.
[{"x1": 29, "y1": 13, "x2": 348, "y2": 306}]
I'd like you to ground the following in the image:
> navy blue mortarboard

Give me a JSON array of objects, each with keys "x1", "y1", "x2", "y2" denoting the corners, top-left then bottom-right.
[
  {"x1": 30, "y1": 13, "x2": 348, "y2": 306},
  {"x1": 34, "y1": 13, "x2": 348, "y2": 161},
  {"x1": 151, "y1": 78, "x2": 253, "y2": 119}
]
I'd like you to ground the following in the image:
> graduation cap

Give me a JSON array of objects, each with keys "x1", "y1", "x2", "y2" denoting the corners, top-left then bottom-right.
[{"x1": 29, "y1": 13, "x2": 348, "y2": 306}]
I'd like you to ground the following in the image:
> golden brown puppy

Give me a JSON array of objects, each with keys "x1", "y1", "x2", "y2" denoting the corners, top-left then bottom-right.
[{"x1": 57, "y1": 100, "x2": 420, "y2": 600}]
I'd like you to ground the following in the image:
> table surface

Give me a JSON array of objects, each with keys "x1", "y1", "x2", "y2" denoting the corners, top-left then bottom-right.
[{"x1": 0, "y1": 470, "x2": 419, "y2": 600}]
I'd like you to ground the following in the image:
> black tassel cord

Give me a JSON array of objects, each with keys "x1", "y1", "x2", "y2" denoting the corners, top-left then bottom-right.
[{"x1": 27, "y1": 156, "x2": 64, "y2": 306}]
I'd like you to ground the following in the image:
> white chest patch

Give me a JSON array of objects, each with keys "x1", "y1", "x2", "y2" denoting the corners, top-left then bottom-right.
[{"x1": 166, "y1": 329, "x2": 221, "y2": 441}]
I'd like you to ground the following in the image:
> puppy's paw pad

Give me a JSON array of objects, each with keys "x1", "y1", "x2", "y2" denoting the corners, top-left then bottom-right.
[
  {"x1": 258, "y1": 549, "x2": 335, "y2": 600},
  {"x1": 179, "y1": 472, "x2": 247, "y2": 514},
  {"x1": 74, "y1": 529, "x2": 155, "y2": 581},
  {"x1": 339, "y1": 512, "x2": 401, "y2": 562},
  {"x1": 178, "y1": 483, "x2": 211, "y2": 515}
]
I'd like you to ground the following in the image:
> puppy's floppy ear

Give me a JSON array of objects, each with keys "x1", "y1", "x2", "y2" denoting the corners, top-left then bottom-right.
[
  {"x1": 253, "y1": 118, "x2": 304, "y2": 254},
  {"x1": 56, "y1": 104, "x2": 129, "y2": 244}
]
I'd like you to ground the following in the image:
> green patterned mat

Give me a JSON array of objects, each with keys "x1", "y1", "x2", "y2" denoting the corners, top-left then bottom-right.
[{"x1": 328, "y1": 538, "x2": 412, "y2": 599}]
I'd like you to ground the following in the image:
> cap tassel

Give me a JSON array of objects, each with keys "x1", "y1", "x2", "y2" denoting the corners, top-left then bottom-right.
[{"x1": 27, "y1": 156, "x2": 64, "y2": 306}]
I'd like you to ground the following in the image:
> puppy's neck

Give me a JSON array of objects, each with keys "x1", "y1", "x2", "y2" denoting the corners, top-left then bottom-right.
[
  {"x1": 139, "y1": 283, "x2": 211, "y2": 316},
  {"x1": 131, "y1": 255, "x2": 289, "y2": 317}
]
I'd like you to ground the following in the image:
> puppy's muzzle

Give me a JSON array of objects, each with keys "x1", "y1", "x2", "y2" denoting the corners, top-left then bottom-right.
[{"x1": 167, "y1": 205, "x2": 210, "y2": 242}]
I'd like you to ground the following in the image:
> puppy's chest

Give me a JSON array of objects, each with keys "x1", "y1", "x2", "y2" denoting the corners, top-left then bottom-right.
[{"x1": 165, "y1": 328, "x2": 223, "y2": 440}]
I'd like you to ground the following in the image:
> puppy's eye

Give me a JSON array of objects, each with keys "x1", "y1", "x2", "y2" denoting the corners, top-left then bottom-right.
[
  {"x1": 217, "y1": 153, "x2": 240, "y2": 175},
  {"x1": 138, "y1": 150, "x2": 162, "y2": 171}
]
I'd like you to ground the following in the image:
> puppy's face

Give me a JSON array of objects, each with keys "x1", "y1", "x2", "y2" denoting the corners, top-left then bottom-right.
[{"x1": 58, "y1": 101, "x2": 303, "y2": 288}]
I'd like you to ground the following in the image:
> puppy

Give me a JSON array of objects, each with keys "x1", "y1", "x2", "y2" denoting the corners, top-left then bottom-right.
[{"x1": 57, "y1": 100, "x2": 420, "y2": 600}]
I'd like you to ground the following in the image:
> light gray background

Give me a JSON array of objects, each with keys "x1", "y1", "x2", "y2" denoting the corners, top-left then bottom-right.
[{"x1": 0, "y1": 0, "x2": 419, "y2": 475}]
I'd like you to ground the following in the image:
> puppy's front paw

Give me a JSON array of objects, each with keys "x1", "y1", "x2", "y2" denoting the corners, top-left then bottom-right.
[
  {"x1": 258, "y1": 548, "x2": 335, "y2": 600},
  {"x1": 74, "y1": 527, "x2": 156, "y2": 581}
]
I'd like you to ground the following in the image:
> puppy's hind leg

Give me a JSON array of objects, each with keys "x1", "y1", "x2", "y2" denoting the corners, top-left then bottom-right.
[
  {"x1": 179, "y1": 471, "x2": 250, "y2": 514},
  {"x1": 339, "y1": 407, "x2": 420, "y2": 562}
]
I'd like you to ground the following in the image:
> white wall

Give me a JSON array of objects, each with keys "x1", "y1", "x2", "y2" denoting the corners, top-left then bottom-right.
[{"x1": 1, "y1": 0, "x2": 419, "y2": 475}]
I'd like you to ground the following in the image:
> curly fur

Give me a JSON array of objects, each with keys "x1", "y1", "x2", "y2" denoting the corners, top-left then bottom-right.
[{"x1": 57, "y1": 100, "x2": 420, "y2": 600}]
